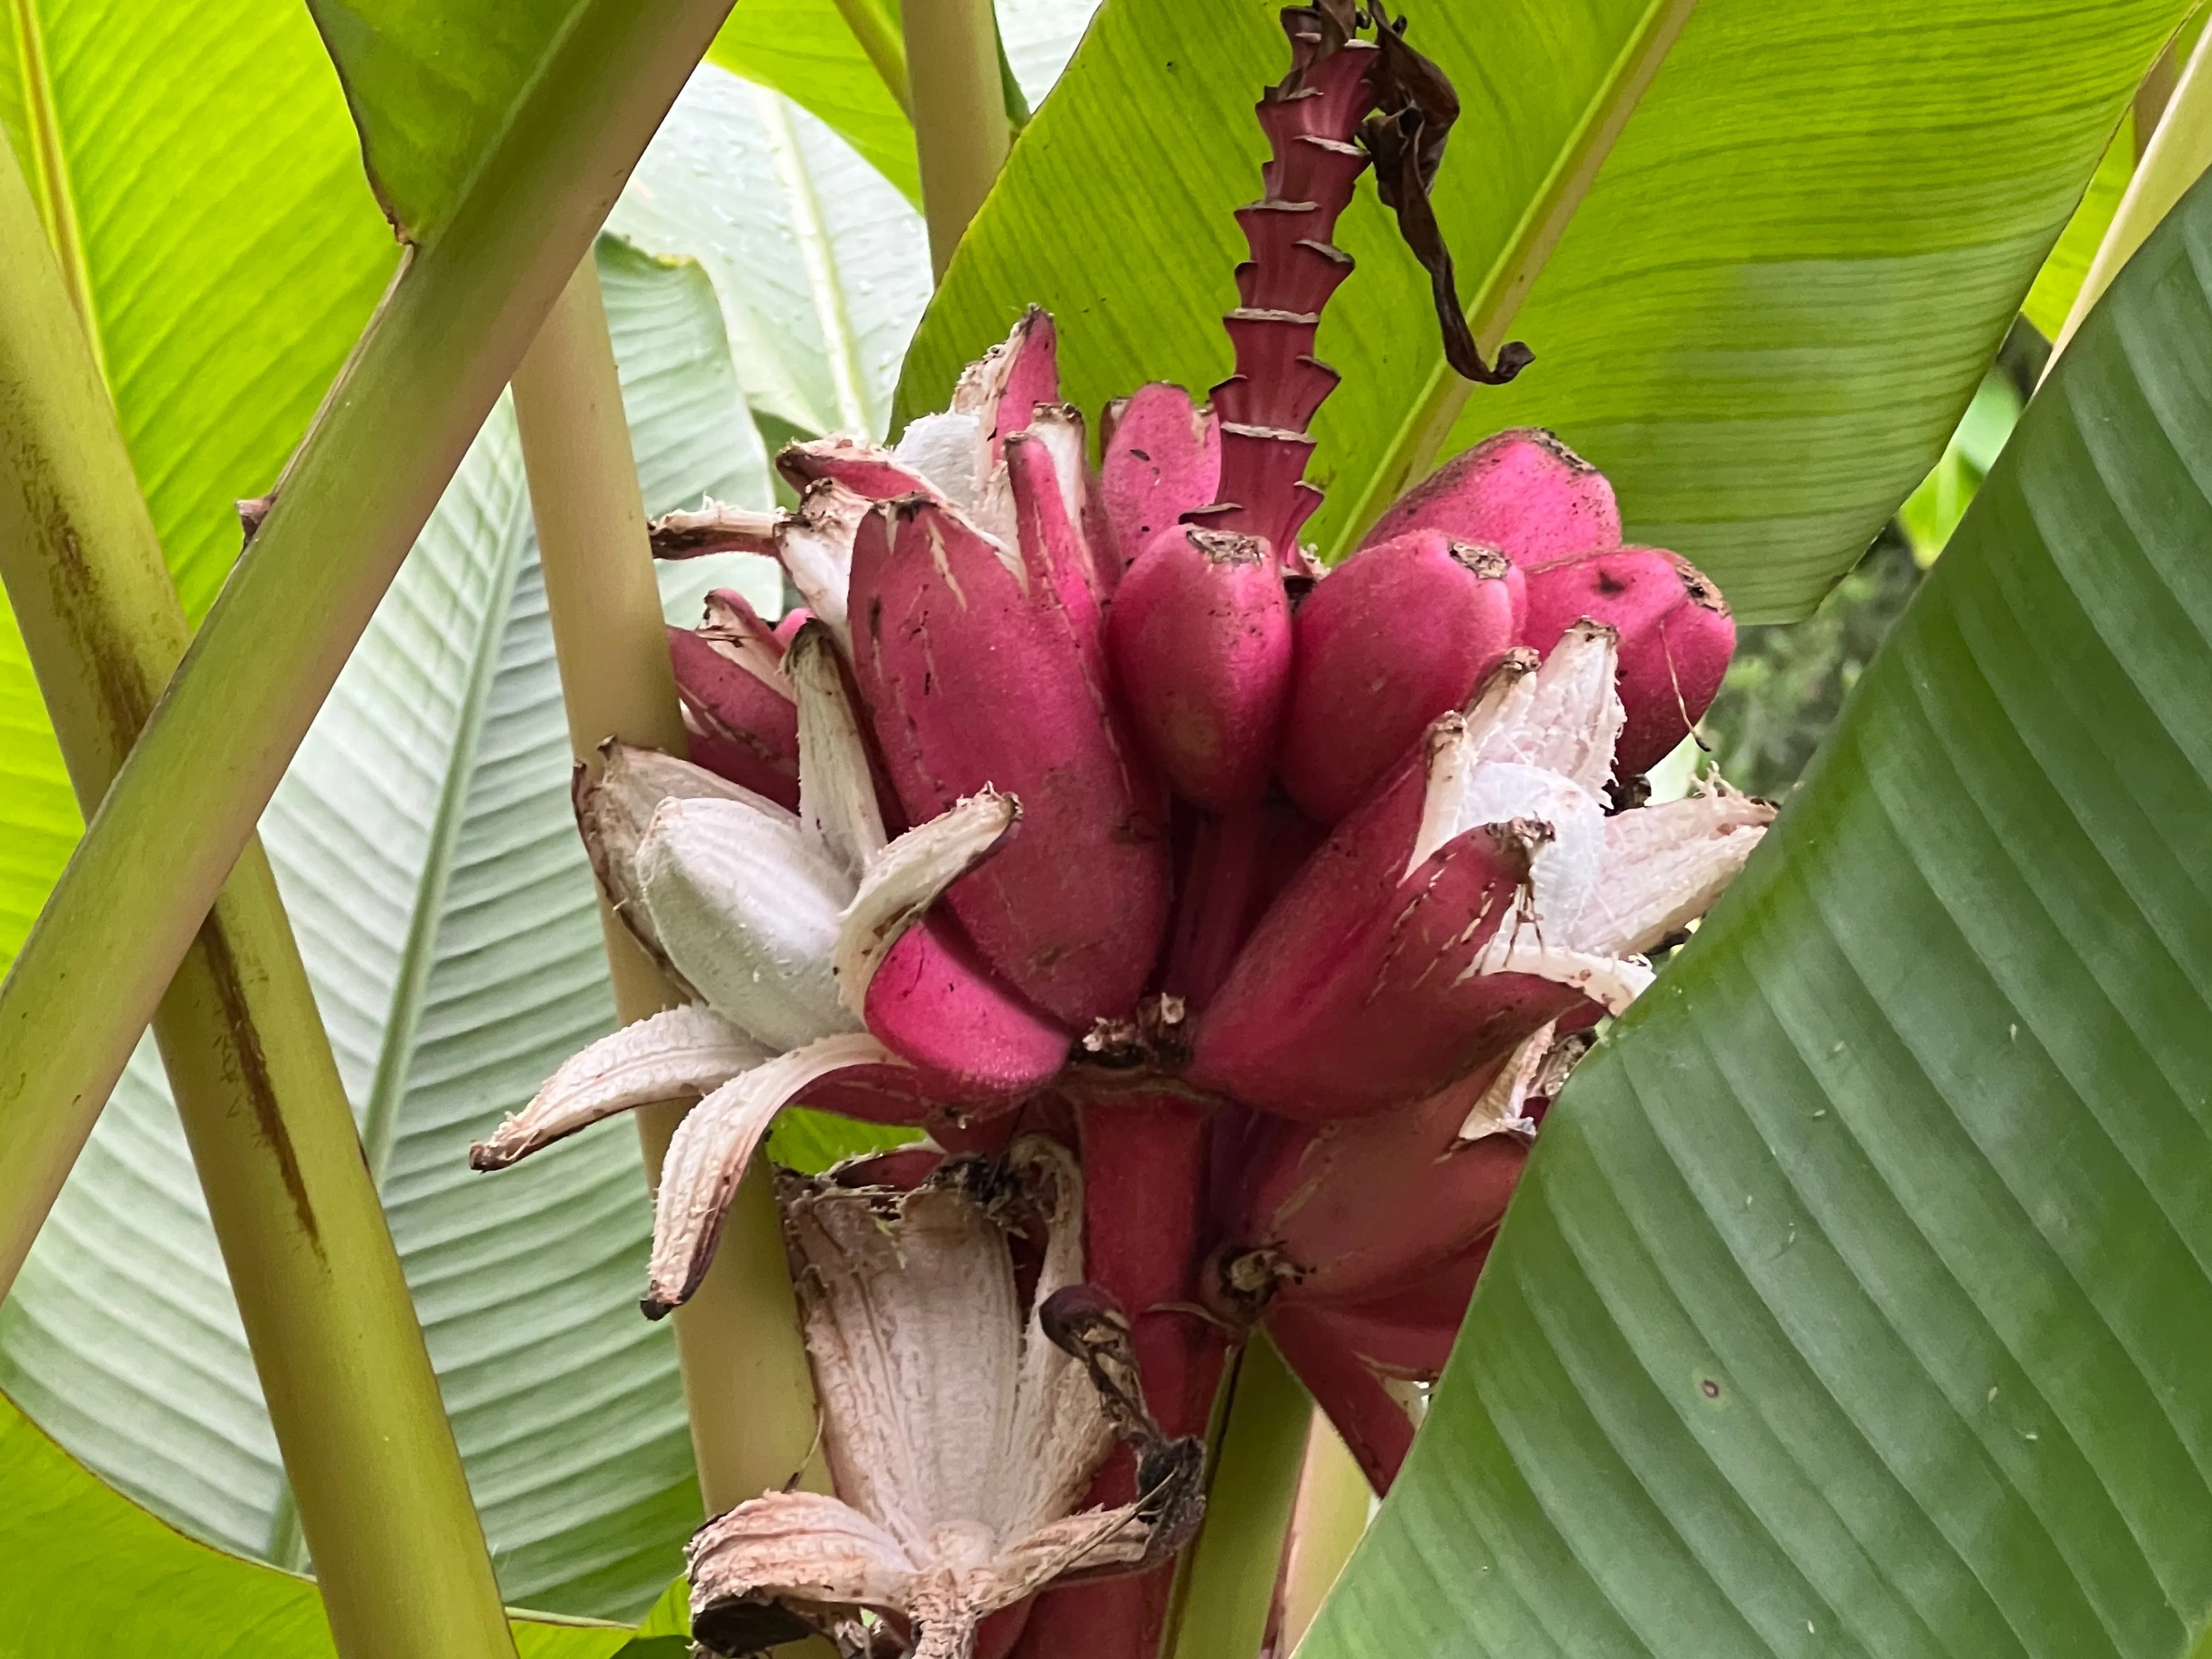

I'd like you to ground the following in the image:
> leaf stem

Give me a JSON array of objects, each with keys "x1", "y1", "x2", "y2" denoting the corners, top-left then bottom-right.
[
  {"x1": 1268, "y1": 1409, "x2": 1371, "y2": 1654},
  {"x1": 1163, "y1": 1334, "x2": 1312, "y2": 1659},
  {"x1": 1327, "y1": 0, "x2": 1698, "y2": 557},
  {"x1": 828, "y1": 0, "x2": 913, "y2": 119},
  {"x1": 0, "y1": 0, "x2": 736, "y2": 1306},
  {"x1": 509, "y1": 250, "x2": 830, "y2": 1528},
  {"x1": 902, "y1": 0, "x2": 1012, "y2": 280},
  {"x1": 6, "y1": 0, "x2": 101, "y2": 379},
  {"x1": 0, "y1": 133, "x2": 515, "y2": 1659},
  {"x1": 2049, "y1": 20, "x2": 2212, "y2": 365}
]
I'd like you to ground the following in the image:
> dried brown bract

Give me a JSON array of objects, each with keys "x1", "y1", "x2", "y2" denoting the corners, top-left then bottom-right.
[{"x1": 687, "y1": 1139, "x2": 1190, "y2": 1659}]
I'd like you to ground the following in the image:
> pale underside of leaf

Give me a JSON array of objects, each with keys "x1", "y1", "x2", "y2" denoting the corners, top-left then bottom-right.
[{"x1": 608, "y1": 65, "x2": 929, "y2": 442}]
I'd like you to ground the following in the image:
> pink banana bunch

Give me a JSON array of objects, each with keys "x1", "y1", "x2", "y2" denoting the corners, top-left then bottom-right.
[{"x1": 470, "y1": 5, "x2": 1774, "y2": 1654}]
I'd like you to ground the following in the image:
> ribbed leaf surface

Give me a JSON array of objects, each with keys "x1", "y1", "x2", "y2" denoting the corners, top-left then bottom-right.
[
  {"x1": 0, "y1": 1389, "x2": 636, "y2": 1658},
  {"x1": 611, "y1": 65, "x2": 929, "y2": 439}
]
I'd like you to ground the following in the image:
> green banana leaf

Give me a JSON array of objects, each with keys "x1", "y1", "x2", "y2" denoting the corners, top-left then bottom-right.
[
  {"x1": 0, "y1": 0, "x2": 397, "y2": 967},
  {"x1": 1895, "y1": 365, "x2": 2024, "y2": 566},
  {"x1": 1300, "y1": 163, "x2": 2212, "y2": 1659},
  {"x1": 306, "y1": 0, "x2": 614, "y2": 241},
  {"x1": 900, "y1": 0, "x2": 2190, "y2": 622},
  {"x1": 0, "y1": 1389, "x2": 635, "y2": 1659}
]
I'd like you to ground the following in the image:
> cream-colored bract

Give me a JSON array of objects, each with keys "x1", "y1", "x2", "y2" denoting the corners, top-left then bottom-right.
[
  {"x1": 473, "y1": 699, "x2": 1022, "y2": 1313},
  {"x1": 1409, "y1": 625, "x2": 1774, "y2": 1014},
  {"x1": 687, "y1": 1139, "x2": 1156, "y2": 1659},
  {"x1": 645, "y1": 1032, "x2": 900, "y2": 1312},
  {"x1": 469, "y1": 1003, "x2": 768, "y2": 1170}
]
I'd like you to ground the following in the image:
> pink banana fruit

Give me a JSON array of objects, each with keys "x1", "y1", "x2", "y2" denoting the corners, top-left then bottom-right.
[
  {"x1": 973, "y1": 304, "x2": 1060, "y2": 459},
  {"x1": 852, "y1": 923, "x2": 1073, "y2": 1097},
  {"x1": 776, "y1": 433, "x2": 933, "y2": 503},
  {"x1": 789, "y1": 624, "x2": 1073, "y2": 1099},
  {"x1": 1077, "y1": 1096, "x2": 1227, "y2": 1452},
  {"x1": 1520, "y1": 545, "x2": 1736, "y2": 779},
  {"x1": 1160, "y1": 799, "x2": 1322, "y2": 1012},
  {"x1": 1187, "y1": 715, "x2": 1570, "y2": 1120},
  {"x1": 1299, "y1": 1239, "x2": 1488, "y2": 1380},
  {"x1": 1106, "y1": 526, "x2": 1293, "y2": 811},
  {"x1": 848, "y1": 495, "x2": 1170, "y2": 1026},
  {"x1": 1097, "y1": 382, "x2": 1221, "y2": 570},
  {"x1": 1266, "y1": 1301, "x2": 1417, "y2": 1496},
  {"x1": 665, "y1": 589, "x2": 801, "y2": 809},
  {"x1": 1037, "y1": 1130, "x2": 1221, "y2": 1647},
  {"x1": 1210, "y1": 1058, "x2": 1528, "y2": 1308},
  {"x1": 1011, "y1": 1099, "x2": 1223, "y2": 1659},
  {"x1": 1361, "y1": 427, "x2": 1622, "y2": 564},
  {"x1": 1274, "y1": 529, "x2": 1525, "y2": 825},
  {"x1": 789, "y1": 309, "x2": 1061, "y2": 518},
  {"x1": 1267, "y1": 1243, "x2": 1490, "y2": 1494},
  {"x1": 1006, "y1": 413, "x2": 1109, "y2": 645}
]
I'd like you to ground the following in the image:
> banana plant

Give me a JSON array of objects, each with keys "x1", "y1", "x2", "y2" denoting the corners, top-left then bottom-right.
[{"x1": 5, "y1": 0, "x2": 2212, "y2": 1656}]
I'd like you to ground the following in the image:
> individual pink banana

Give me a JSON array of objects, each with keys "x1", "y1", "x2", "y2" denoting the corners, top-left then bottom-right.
[
  {"x1": 974, "y1": 304, "x2": 1060, "y2": 459},
  {"x1": 1265, "y1": 1243, "x2": 1491, "y2": 1494},
  {"x1": 855, "y1": 923, "x2": 1073, "y2": 1096},
  {"x1": 1160, "y1": 799, "x2": 1322, "y2": 1012},
  {"x1": 1210, "y1": 1060, "x2": 1528, "y2": 1308},
  {"x1": 1097, "y1": 383, "x2": 1221, "y2": 571},
  {"x1": 777, "y1": 310, "x2": 1062, "y2": 514},
  {"x1": 775, "y1": 433, "x2": 933, "y2": 503},
  {"x1": 1107, "y1": 526, "x2": 1293, "y2": 811},
  {"x1": 789, "y1": 629, "x2": 1072, "y2": 1101},
  {"x1": 848, "y1": 495, "x2": 1170, "y2": 1026},
  {"x1": 1301, "y1": 1240, "x2": 1487, "y2": 1379},
  {"x1": 1274, "y1": 529, "x2": 1525, "y2": 824},
  {"x1": 1266, "y1": 1301, "x2": 1416, "y2": 1496},
  {"x1": 1360, "y1": 427, "x2": 1622, "y2": 564},
  {"x1": 1520, "y1": 545, "x2": 1735, "y2": 778},
  {"x1": 1013, "y1": 1096, "x2": 1225, "y2": 1659},
  {"x1": 1187, "y1": 723, "x2": 1576, "y2": 1120},
  {"x1": 665, "y1": 589, "x2": 800, "y2": 809},
  {"x1": 1006, "y1": 413, "x2": 1109, "y2": 645},
  {"x1": 1005, "y1": 1100, "x2": 1228, "y2": 1659}
]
